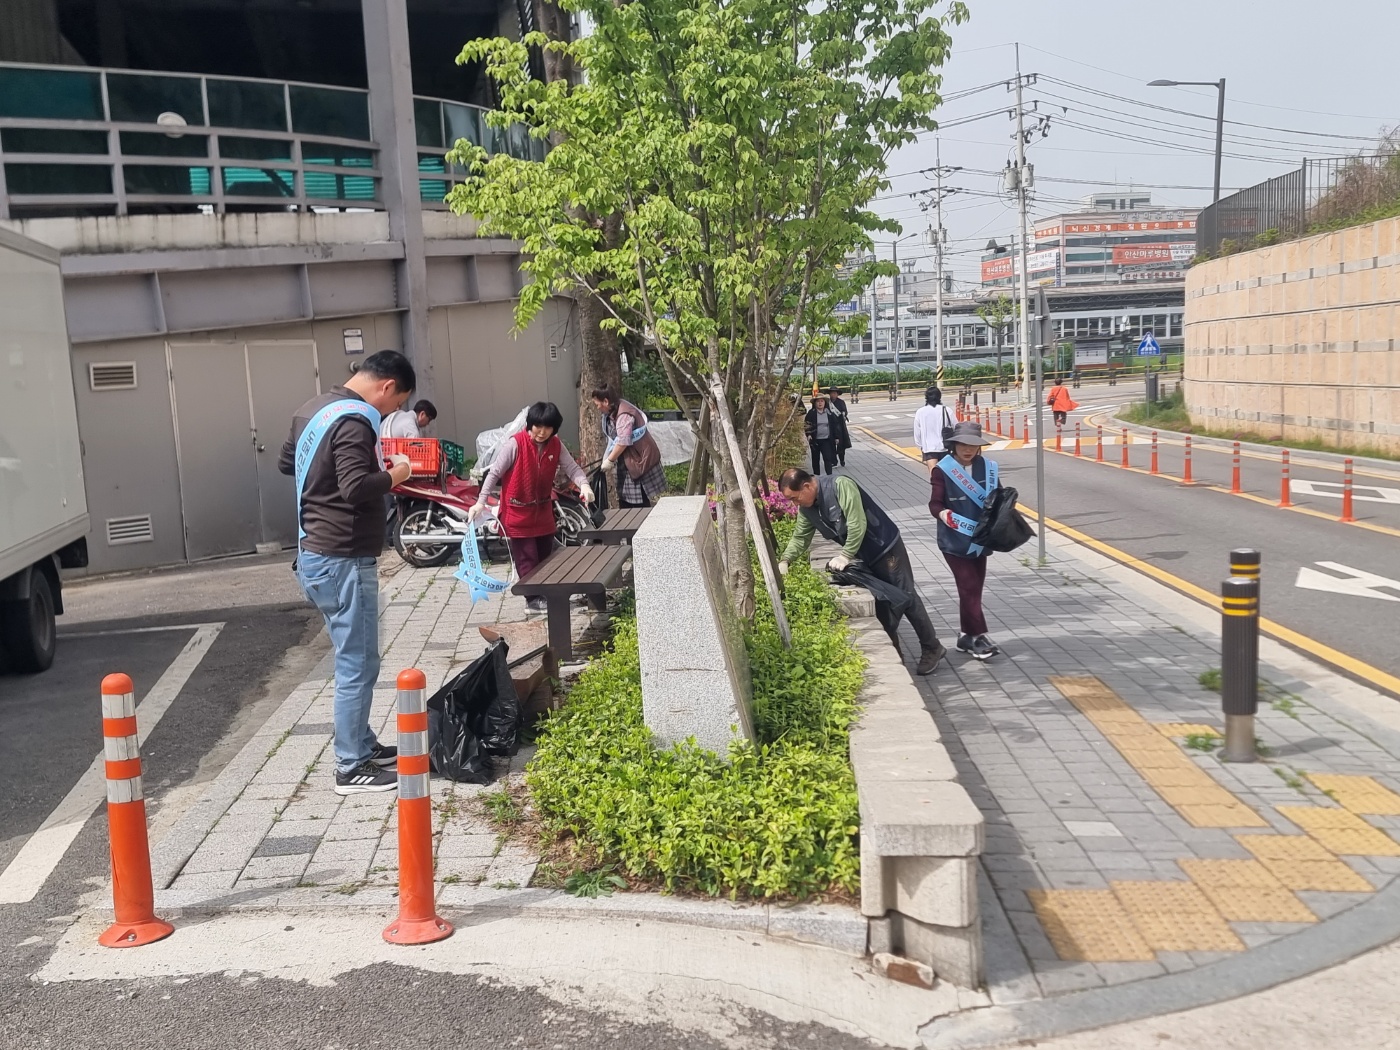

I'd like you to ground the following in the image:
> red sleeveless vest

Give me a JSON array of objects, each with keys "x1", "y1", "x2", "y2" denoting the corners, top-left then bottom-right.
[{"x1": 500, "y1": 430, "x2": 559, "y2": 538}]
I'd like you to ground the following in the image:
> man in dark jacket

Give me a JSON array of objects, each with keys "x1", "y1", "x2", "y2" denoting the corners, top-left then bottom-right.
[
  {"x1": 279, "y1": 350, "x2": 416, "y2": 794},
  {"x1": 777, "y1": 467, "x2": 946, "y2": 675},
  {"x1": 825, "y1": 387, "x2": 852, "y2": 465}
]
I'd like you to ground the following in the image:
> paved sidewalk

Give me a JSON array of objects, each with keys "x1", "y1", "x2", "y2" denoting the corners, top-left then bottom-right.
[
  {"x1": 147, "y1": 565, "x2": 553, "y2": 908},
  {"x1": 834, "y1": 438, "x2": 1400, "y2": 1043}
]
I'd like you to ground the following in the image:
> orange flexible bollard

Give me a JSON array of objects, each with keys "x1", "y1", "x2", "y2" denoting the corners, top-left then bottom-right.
[
  {"x1": 98, "y1": 674, "x2": 174, "y2": 948},
  {"x1": 996, "y1": 408, "x2": 1003, "y2": 436},
  {"x1": 1341, "y1": 458, "x2": 1356, "y2": 523},
  {"x1": 1096, "y1": 425, "x2": 1104, "y2": 462},
  {"x1": 1121, "y1": 428, "x2": 1130, "y2": 468},
  {"x1": 1150, "y1": 431, "x2": 1159, "y2": 475},
  {"x1": 383, "y1": 669, "x2": 453, "y2": 945},
  {"x1": 1022, "y1": 414, "x2": 1030, "y2": 443},
  {"x1": 1231, "y1": 441, "x2": 1242, "y2": 494},
  {"x1": 1183, "y1": 434, "x2": 1195, "y2": 484},
  {"x1": 1278, "y1": 449, "x2": 1294, "y2": 508},
  {"x1": 1056, "y1": 424, "x2": 1063, "y2": 453},
  {"x1": 1074, "y1": 423, "x2": 1082, "y2": 457}
]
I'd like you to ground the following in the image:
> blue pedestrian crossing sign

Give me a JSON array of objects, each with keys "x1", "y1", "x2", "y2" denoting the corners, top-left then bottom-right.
[{"x1": 1136, "y1": 331, "x2": 1162, "y2": 356}]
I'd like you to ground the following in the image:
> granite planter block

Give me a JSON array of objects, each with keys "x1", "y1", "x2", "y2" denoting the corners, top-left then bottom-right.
[
  {"x1": 859, "y1": 780, "x2": 985, "y2": 857},
  {"x1": 632, "y1": 495, "x2": 754, "y2": 754},
  {"x1": 847, "y1": 614, "x2": 985, "y2": 988},
  {"x1": 860, "y1": 842, "x2": 978, "y2": 927},
  {"x1": 890, "y1": 912, "x2": 984, "y2": 991}
]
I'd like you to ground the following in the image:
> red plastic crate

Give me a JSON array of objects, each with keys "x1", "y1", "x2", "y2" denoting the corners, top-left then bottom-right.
[{"x1": 381, "y1": 437, "x2": 443, "y2": 477}]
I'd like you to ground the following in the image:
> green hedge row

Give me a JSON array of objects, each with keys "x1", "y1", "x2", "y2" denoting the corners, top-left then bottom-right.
[{"x1": 525, "y1": 519, "x2": 864, "y2": 899}]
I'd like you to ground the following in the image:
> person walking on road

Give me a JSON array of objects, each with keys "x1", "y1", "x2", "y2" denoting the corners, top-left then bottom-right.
[
  {"x1": 591, "y1": 387, "x2": 666, "y2": 508},
  {"x1": 777, "y1": 467, "x2": 946, "y2": 675},
  {"x1": 826, "y1": 387, "x2": 852, "y2": 466},
  {"x1": 805, "y1": 394, "x2": 844, "y2": 476},
  {"x1": 928, "y1": 421, "x2": 1001, "y2": 661},
  {"x1": 913, "y1": 385, "x2": 956, "y2": 466},
  {"x1": 1046, "y1": 382, "x2": 1078, "y2": 427},
  {"x1": 470, "y1": 401, "x2": 593, "y2": 611},
  {"x1": 280, "y1": 350, "x2": 416, "y2": 795}
]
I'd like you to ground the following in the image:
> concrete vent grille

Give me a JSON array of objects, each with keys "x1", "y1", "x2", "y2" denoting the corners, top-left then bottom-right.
[
  {"x1": 89, "y1": 362, "x2": 137, "y2": 390},
  {"x1": 106, "y1": 515, "x2": 154, "y2": 546}
]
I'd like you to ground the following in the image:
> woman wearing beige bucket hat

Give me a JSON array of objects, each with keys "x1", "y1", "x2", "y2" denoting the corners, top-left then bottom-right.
[{"x1": 928, "y1": 421, "x2": 1001, "y2": 660}]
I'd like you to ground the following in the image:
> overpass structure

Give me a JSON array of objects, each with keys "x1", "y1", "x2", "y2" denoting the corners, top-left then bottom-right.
[{"x1": 0, "y1": 1, "x2": 580, "y2": 573}]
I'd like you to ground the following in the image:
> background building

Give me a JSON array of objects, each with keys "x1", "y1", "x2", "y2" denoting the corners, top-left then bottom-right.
[{"x1": 0, "y1": 0, "x2": 580, "y2": 574}]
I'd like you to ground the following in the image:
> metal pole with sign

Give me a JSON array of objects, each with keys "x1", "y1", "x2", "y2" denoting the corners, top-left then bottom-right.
[{"x1": 1033, "y1": 286, "x2": 1049, "y2": 566}]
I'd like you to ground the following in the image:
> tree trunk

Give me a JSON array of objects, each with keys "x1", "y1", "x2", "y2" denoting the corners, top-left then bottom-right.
[
  {"x1": 577, "y1": 290, "x2": 622, "y2": 472},
  {"x1": 714, "y1": 445, "x2": 755, "y2": 621}
]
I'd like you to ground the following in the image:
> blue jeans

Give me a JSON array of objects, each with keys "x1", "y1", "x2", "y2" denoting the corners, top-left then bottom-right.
[{"x1": 296, "y1": 550, "x2": 381, "y2": 775}]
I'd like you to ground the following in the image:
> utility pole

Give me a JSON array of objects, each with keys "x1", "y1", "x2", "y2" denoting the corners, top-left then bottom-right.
[
  {"x1": 892, "y1": 239, "x2": 902, "y2": 391},
  {"x1": 1011, "y1": 43, "x2": 1033, "y2": 404},
  {"x1": 933, "y1": 140, "x2": 946, "y2": 387}
]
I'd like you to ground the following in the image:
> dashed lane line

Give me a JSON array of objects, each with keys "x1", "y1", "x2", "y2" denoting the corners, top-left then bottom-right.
[{"x1": 0, "y1": 623, "x2": 224, "y2": 904}]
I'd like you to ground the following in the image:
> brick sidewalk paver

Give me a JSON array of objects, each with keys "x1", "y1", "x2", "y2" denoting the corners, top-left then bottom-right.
[
  {"x1": 835, "y1": 439, "x2": 1400, "y2": 998},
  {"x1": 163, "y1": 562, "x2": 565, "y2": 902}
]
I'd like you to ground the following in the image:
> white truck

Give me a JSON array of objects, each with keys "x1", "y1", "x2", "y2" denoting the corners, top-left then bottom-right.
[{"x1": 0, "y1": 227, "x2": 89, "y2": 673}]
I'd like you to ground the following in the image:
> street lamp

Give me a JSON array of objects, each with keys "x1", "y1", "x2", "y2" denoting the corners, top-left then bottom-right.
[{"x1": 1148, "y1": 78, "x2": 1226, "y2": 203}]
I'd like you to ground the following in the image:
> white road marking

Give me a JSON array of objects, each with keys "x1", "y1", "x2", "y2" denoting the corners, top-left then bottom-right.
[
  {"x1": 1291, "y1": 479, "x2": 1400, "y2": 505},
  {"x1": 0, "y1": 623, "x2": 224, "y2": 904},
  {"x1": 1294, "y1": 562, "x2": 1400, "y2": 603}
]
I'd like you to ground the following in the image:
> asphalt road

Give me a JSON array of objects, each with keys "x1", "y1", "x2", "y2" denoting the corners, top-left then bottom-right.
[{"x1": 851, "y1": 386, "x2": 1400, "y2": 693}]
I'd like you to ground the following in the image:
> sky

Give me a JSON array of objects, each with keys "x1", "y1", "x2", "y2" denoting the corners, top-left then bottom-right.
[{"x1": 877, "y1": 0, "x2": 1400, "y2": 290}]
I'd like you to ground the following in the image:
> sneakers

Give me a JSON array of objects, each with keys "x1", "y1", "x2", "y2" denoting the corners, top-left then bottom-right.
[
  {"x1": 369, "y1": 742, "x2": 398, "y2": 767},
  {"x1": 334, "y1": 760, "x2": 398, "y2": 795},
  {"x1": 915, "y1": 642, "x2": 947, "y2": 676},
  {"x1": 957, "y1": 634, "x2": 1000, "y2": 661}
]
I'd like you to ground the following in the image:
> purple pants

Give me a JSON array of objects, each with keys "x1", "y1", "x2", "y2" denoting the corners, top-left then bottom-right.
[
  {"x1": 943, "y1": 552, "x2": 988, "y2": 636},
  {"x1": 509, "y1": 535, "x2": 557, "y2": 580}
]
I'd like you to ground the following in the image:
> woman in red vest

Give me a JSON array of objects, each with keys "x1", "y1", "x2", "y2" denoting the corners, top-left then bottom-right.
[{"x1": 470, "y1": 402, "x2": 593, "y2": 611}]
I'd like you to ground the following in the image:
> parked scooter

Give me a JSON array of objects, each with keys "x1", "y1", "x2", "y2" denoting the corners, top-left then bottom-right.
[{"x1": 390, "y1": 472, "x2": 592, "y2": 569}]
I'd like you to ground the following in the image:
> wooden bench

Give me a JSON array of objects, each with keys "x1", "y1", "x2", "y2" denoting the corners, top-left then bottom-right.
[
  {"x1": 576, "y1": 506, "x2": 652, "y2": 545},
  {"x1": 511, "y1": 545, "x2": 632, "y2": 660}
]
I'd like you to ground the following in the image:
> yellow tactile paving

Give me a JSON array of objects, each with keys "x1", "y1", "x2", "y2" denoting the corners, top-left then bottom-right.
[
  {"x1": 1156, "y1": 723, "x2": 1222, "y2": 738},
  {"x1": 1178, "y1": 859, "x2": 1318, "y2": 923},
  {"x1": 1111, "y1": 881, "x2": 1245, "y2": 952},
  {"x1": 1178, "y1": 803, "x2": 1271, "y2": 829},
  {"x1": 1237, "y1": 835, "x2": 1374, "y2": 892},
  {"x1": 1050, "y1": 676, "x2": 1271, "y2": 830},
  {"x1": 1304, "y1": 775, "x2": 1400, "y2": 816},
  {"x1": 1028, "y1": 889, "x2": 1155, "y2": 962},
  {"x1": 1278, "y1": 806, "x2": 1400, "y2": 857}
]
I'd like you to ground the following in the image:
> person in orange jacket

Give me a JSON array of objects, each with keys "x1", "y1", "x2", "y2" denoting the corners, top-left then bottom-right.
[{"x1": 1046, "y1": 382, "x2": 1079, "y2": 426}]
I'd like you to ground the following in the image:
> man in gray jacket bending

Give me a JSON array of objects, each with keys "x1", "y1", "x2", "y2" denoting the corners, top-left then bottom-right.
[{"x1": 777, "y1": 467, "x2": 946, "y2": 675}]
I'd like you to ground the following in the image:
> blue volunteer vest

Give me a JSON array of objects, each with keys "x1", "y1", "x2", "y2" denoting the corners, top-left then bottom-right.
[
  {"x1": 294, "y1": 398, "x2": 382, "y2": 541},
  {"x1": 936, "y1": 455, "x2": 998, "y2": 558},
  {"x1": 799, "y1": 474, "x2": 901, "y2": 565}
]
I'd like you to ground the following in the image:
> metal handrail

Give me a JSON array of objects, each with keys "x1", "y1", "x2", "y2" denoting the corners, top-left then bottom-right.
[{"x1": 0, "y1": 61, "x2": 530, "y2": 218}]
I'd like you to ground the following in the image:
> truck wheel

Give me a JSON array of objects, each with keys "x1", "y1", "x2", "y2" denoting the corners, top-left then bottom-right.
[{"x1": 1, "y1": 569, "x2": 57, "y2": 673}]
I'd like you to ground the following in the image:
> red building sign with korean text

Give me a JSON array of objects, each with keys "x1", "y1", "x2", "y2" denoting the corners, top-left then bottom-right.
[
  {"x1": 1112, "y1": 243, "x2": 1197, "y2": 265},
  {"x1": 981, "y1": 256, "x2": 1014, "y2": 281}
]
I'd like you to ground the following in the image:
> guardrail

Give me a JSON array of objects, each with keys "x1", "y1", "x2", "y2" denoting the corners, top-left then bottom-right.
[{"x1": 0, "y1": 62, "x2": 536, "y2": 219}]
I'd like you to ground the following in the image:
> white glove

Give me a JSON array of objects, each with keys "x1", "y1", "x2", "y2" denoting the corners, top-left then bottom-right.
[
  {"x1": 777, "y1": 560, "x2": 789, "y2": 577},
  {"x1": 939, "y1": 509, "x2": 956, "y2": 529},
  {"x1": 827, "y1": 552, "x2": 852, "y2": 572},
  {"x1": 579, "y1": 483, "x2": 595, "y2": 505},
  {"x1": 467, "y1": 502, "x2": 486, "y2": 523}
]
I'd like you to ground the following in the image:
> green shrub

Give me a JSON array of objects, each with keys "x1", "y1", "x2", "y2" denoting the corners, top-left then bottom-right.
[{"x1": 525, "y1": 527, "x2": 864, "y2": 899}]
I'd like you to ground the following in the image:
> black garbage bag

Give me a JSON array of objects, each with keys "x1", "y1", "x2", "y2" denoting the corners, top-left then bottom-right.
[
  {"x1": 970, "y1": 485, "x2": 1035, "y2": 553},
  {"x1": 587, "y1": 466, "x2": 609, "y2": 526},
  {"x1": 827, "y1": 561, "x2": 912, "y2": 618},
  {"x1": 426, "y1": 639, "x2": 521, "y2": 782}
]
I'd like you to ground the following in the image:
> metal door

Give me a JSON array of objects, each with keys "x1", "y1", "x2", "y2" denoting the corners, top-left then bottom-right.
[
  {"x1": 168, "y1": 343, "x2": 260, "y2": 559},
  {"x1": 246, "y1": 341, "x2": 320, "y2": 548}
]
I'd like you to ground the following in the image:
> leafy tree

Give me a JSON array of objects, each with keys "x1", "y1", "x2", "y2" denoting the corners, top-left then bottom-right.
[
  {"x1": 448, "y1": 0, "x2": 968, "y2": 613},
  {"x1": 975, "y1": 294, "x2": 1015, "y2": 383}
]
